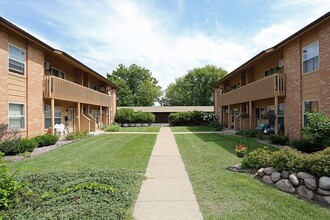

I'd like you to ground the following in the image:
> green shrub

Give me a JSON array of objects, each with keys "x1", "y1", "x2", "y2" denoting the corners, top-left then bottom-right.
[
  {"x1": 270, "y1": 147, "x2": 306, "y2": 172},
  {"x1": 19, "y1": 138, "x2": 38, "y2": 152},
  {"x1": 302, "y1": 112, "x2": 330, "y2": 146},
  {"x1": 115, "y1": 109, "x2": 155, "y2": 126},
  {"x1": 0, "y1": 138, "x2": 23, "y2": 156},
  {"x1": 238, "y1": 129, "x2": 259, "y2": 138},
  {"x1": 241, "y1": 147, "x2": 272, "y2": 169},
  {"x1": 0, "y1": 153, "x2": 25, "y2": 210},
  {"x1": 65, "y1": 131, "x2": 88, "y2": 140},
  {"x1": 4, "y1": 170, "x2": 144, "y2": 219},
  {"x1": 33, "y1": 134, "x2": 59, "y2": 147},
  {"x1": 209, "y1": 121, "x2": 223, "y2": 131},
  {"x1": 169, "y1": 111, "x2": 206, "y2": 126},
  {"x1": 103, "y1": 123, "x2": 120, "y2": 132},
  {"x1": 269, "y1": 134, "x2": 289, "y2": 145},
  {"x1": 307, "y1": 147, "x2": 330, "y2": 177},
  {"x1": 291, "y1": 139, "x2": 324, "y2": 153}
]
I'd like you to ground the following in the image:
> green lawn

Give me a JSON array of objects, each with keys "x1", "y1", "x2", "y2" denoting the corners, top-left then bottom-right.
[
  {"x1": 4, "y1": 134, "x2": 156, "y2": 219},
  {"x1": 170, "y1": 126, "x2": 214, "y2": 132},
  {"x1": 10, "y1": 134, "x2": 156, "y2": 173},
  {"x1": 175, "y1": 134, "x2": 330, "y2": 220},
  {"x1": 119, "y1": 126, "x2": 160, "y2": 132}
]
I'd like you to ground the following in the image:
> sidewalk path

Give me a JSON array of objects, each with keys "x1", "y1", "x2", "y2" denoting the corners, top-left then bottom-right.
[{"x1": 134, "y1": 127, "x2": 203, "y2": 220}]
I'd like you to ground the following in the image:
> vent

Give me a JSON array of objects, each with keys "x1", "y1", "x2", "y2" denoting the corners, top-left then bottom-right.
[
  {"x1": 278, "y1": 59, "x2": 284, "y2": 68},
  {"x1": 44, "y1": 61, "x2": 50, "y2": 70}
]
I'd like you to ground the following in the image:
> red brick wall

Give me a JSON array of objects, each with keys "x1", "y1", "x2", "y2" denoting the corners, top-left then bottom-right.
[
  {"x1": 0, "y1": 28, "x2": 8, "y2": 125},
  {"x1": 27, "y1": 42, "x2": 45, "y2": 137},
  {"x1": 319, "y1": 19, "x2": 330, "y2": 115},
  {"x1": 284, "y1": 39, "x2": 302, "y2": 139}
]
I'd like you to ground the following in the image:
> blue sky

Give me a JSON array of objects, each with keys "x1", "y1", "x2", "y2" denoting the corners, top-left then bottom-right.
[{"x1": 1, "y1": 0, "x2": 329, "y2": 89}]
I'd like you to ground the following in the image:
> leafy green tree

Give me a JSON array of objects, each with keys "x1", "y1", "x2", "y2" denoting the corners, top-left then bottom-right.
[
  {"x1": 164, "y1": 65, "x2": 227, "y2": 106},
  {"x1": 107, "y1": 64, "x2": 162, "y2": 106}
]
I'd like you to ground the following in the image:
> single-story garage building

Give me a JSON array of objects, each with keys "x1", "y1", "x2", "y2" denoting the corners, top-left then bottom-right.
[{"x1": 117, "y1": 106, "x2": 214, "y2": 123}]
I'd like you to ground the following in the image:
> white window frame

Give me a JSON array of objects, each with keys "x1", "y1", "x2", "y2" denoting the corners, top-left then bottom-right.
[
  {"x1": 8, "y1": 44, "x2": 26, "y2": 76},
  {"x1": 303, "y1": 100, "x2": 319, "y2": 126},
  {"x1": 8, "y1": 103, "x2": 25, "y2": 130},
  {"x1": 302, "y1": 41, "x2": 319, "y2": 74},
  {"x1": 51, "y1": 67, "x2": 65, "y2": 79},
  {"x1": 44, "y1": 105, "x2": 62, "y2": 129}
]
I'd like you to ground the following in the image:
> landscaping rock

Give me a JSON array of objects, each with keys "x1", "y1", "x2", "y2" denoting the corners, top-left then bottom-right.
[
  {"x1": 304, "y1": 178, "x2": 317, "y2": 190},
  {"x1": 275, "y1": 179, "x2": 295, "y2": 193},
  {"x1": 264, "y1": 167, "x2": 276, "y2": 175},
  {"x1": 297, "y1": 186, "x2": 314, "y2": 200},
  {"x1": 257, "y1": 168, "x2": 265, "y2": 177},
  {"x1": 319, "y1": 176, "x2": 330, "y2": 190},
  {"x1": 297, "y1": 172, "x2": 315, "y2": 180},
  {"x1": 315, "y1": 195, "x2": 330, "y2": 206},
  {"x1": 262, "y1": 175, "x2": 273, "y2": 184},
  {"x1": 317, "y1": 188, "x2": 330, "y2": 196},
  {"x1": 281, "y1": 171, "x2": 289, "y2": 179},
  {"x1": 271, "y1": 172, "x2": 281, "y2": 182},
  {"x1": 289, "y1": 173, "x2": 299, "y2": 186}
]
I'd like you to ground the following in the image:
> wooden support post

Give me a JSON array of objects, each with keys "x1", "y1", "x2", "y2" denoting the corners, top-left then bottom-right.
[
  {"x1": 249, "y1": 101, "x2": 252, "y2": 129},
  {"x1": 77, "y1": 102, "x2": 80, "y2": 131},
  {"x1": 228, "y1": 105, "x2": 231, "y2": 128},
  {"x1": 100, "y1": 106, "x2": 102, "y2": 128},
  {"x1": 51, "y1": 98, "x2": 55, "y2": 134},
  {"x1": 275, "y1": 96, "x2": 278, "y2": 135}
]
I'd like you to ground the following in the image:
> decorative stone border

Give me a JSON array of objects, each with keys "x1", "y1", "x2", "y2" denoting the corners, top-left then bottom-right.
[{"x1": 255, "y1": 167, "x2": 330, "y2": 207}]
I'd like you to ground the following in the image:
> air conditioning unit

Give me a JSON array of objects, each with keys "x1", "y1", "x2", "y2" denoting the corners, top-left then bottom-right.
[
  {"x1": 44, "y1": 61, "x2": 50, "y2": 71},
  {"x1": 278, "y1": 59, "x2": 284, "y2": 68}
]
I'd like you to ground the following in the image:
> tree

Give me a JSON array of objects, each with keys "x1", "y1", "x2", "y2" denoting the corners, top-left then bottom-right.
[
  {"x1": 164, "y1": 65, "x2": 227, "y2": 106},
  {"x1": 107, "y1": 64, "x2": 162, "y2": 106}
]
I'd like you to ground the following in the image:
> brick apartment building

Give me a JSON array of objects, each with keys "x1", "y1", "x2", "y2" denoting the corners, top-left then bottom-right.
[
  {"x1": 0, "y1": 17, "x2": 117, "y2": 137},
  {"x1": 214, "y1": 12, "x2": 330, "y2": 139}
]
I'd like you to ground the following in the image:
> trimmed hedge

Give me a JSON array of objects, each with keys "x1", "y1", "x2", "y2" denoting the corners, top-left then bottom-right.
[
  {"x1": 115, "y1": 108, "x2": 155, "y2": 126},
  {"x1": 291, "y1": 139, "x2": 325, "y2": 153},
  {"x1": 269, "y1": 134, "x2": 289, "y2": 145},
  {"x1": 65, "y1": 131, "x2": 88, "y2": 140},
  {"x1": 242, "y1": 146, "x2": 330, "y2": 177},
  {"x1": 237, "y1": 129, "x2": 259, "y2": 138},
  {"x1": 168, "y1": 111, "x2": 216, "y2": 126},
  {"x1": 32, "y1": 134, "x2": 59, "y2": 147},
  {"x1": 0, "y1": 138, "x2": 37, "y2": 156},
  {"x1": 103, "y1": 123, "x2": 120, "y2": 132}
]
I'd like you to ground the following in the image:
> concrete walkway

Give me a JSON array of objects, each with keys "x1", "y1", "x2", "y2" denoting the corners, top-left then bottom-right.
[{"x1": 134, "y1": 127, "x2": 203, "y2": 220}]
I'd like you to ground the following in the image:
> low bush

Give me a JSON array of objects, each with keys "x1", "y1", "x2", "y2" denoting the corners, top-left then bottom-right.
[
  {"x1": 271, "y1": 147, "x2": 306, "y2": 172},
  {"x1": 269, "y1": 134, "x2": 289, "y2": 145},
  {"x1": 103, "y1": 123, "x2": 120, "y2": 132},
  {"x1": 3, "y1": 170, "x2": 144, "y2": 219},
  {"x1": 0, "y1": 153, "x2": 25, "y2": 211},
  {"x1": 0, "y1": 138, "x2": 38, "y2": 156},
  {"x1": 241, "y1": 147, "x2": 272, "y2": 169},
  {"x1": 209, "y1": 121, "x2": 223, "y2": 131},
  {"x1": 65, "y1": 131, "x2": 88, "y2": 140},
  {"x1": 169, "y1": 111, "x2": 216, "y2": 126},
  {"x1": 242, "y1": 146, "x2": 330, "y2": 177},
  {"x1": 33, "y1": 134, "x2": 59, "y2": 147},
  {"x1": 115, "y1": 108, "x2": 155, "y2": 126},
  {"x1": 237, "y1": 129, "x2": 259, "y2": 138},
  {"x1": 291, "y1": 139, "x2": 325, "y2": 153}
]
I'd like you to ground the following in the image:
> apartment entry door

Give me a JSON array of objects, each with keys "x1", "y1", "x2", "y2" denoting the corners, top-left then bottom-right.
[{"x1": 67, "y1": 108, "x2": 75, "y2": 133}]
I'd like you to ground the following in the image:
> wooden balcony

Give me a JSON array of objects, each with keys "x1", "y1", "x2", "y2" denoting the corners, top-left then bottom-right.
[
  {"x1": 218, "y1": 74, "x2": 285, "y2": 106},
  {"x1": 43, "y1": 76, "x2": 112, "y2": 107}
]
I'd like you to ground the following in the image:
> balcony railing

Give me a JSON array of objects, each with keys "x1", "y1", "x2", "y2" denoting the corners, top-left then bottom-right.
[
  {"x1": 44, "y1": 76, "x2": 112, "y2": 106},
  {"x1": 218, "y1": 74, "x2": 285, "y2": 106}
]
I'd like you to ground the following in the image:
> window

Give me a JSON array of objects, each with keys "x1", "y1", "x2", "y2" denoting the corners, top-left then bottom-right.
[
  {"x1": 231, "y1": 109, "x2": 238, "y2": 122},
  {"x1": 8, "y1": 44, "x2": 25, "y2": 75},
  {"x1": 91, "y1": 109, "x2": 100, "y2": 123},
  {"x1": 278, "y1": 103, "x2": 285, "y2": 116},
  {"x1": 303, "y1": 100, "x2": 319, "y2": 126},
  {"x1": 303, "y1": 42, "x2": 319, "y2": 73},
  {"x1": 9, "y1": 104, "x2": 25, "y2": 129},
  {"x1": 89, "y1": 83, "x2": 97, "y2": 90},
  {"x1": 255, "y1": 108, "x2": 261, "y2": 119},
  {"x1": 233, "y1": 83, "x2": 240, "y2": 89},
  {"x1": 44, "y1": 105, "x2": 62, "y2": 129},
  {"x1": 264, "y1": 67, "x2": 279, "y2": 77},
  {"x1": 51, "y1": 68, "x2": 65, "y2": 79}
]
